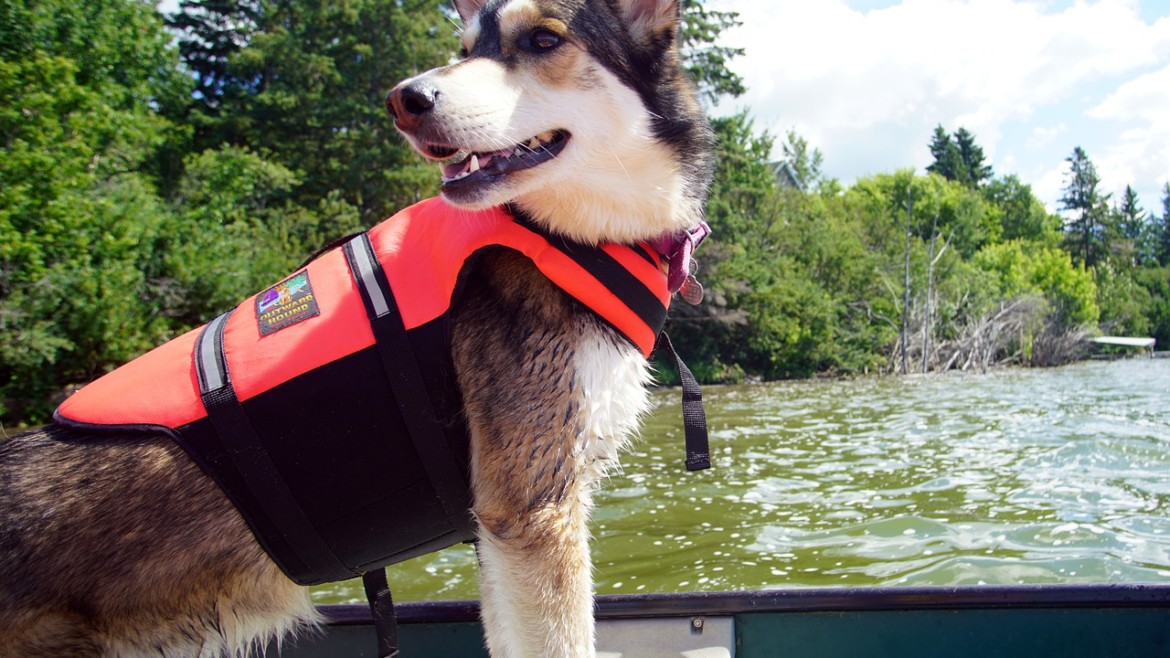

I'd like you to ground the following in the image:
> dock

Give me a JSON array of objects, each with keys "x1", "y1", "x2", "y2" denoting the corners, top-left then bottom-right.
[{"x1": 1086, "y1": 336, "x2": 1157, "y2": 358}]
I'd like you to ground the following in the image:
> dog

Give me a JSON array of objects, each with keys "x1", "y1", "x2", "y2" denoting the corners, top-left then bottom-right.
[{"x1": 0, "y1": 0, "x2": 713, "y2": 655}]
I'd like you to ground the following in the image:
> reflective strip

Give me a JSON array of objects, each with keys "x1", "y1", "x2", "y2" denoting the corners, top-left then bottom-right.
[
  {"x1": 346, "y1": 235, "x2": 391, "y2": 318},
  {"x1": 196, "y1": 312, "x2": 231, "y2": 393},
  {"x1": 342, "y1": 229, "x2": 477, "y2": 542}
]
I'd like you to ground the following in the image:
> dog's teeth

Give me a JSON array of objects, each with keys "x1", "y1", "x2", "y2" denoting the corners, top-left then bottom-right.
[
  {"x1": 527, "y1": 138, "x2": 541, "y2": 150},
  {"x1": 469, "y1": 154, "x2": 480, "y2": 172},
  {"x1": 513, "y1": 147, "x2": 525, "y2": 158}
]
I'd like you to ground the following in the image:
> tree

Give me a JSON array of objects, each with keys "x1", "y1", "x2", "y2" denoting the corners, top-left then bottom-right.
[
  {"x1": 1, "y1": 0, "x2": 189, "y2": 421},
  {"x1": 680, "y1": 0, "x2": 745, "y2": 104},
  {"x1": 927, "y1": 126, "x2": 991, "y2": 189},
  {"x1": 1156, "y1": 182, "x2": 1170, "y2": 267},
  {"x1": 1060, "y1": 146, "x2": 1111, "y2": 268},
  {"x1": 1118, "y1": 185, "x2": 1146, "y2": 240},
  {"x1": 972, "y1": 241, "x2": 1098, "y2": 326},
  {"x1": 983, "y1": 175, "x2": 1061, "y2": 244},
  {"x1": 170, "y1": 0, "x2": 459, "y2": 224},
  {"x1": 779, "y1": 129, "x2": 824, "y2": 191},
  {"x1": 954, "y1": 127, "x2": 992, "y2": 188},
  {"x1": 926, "y1": 125, "x2": 964, "y2": 183},
  {"x1": 167, "y1": 0, "x2": 260, "y2": 116},
  {"x1": 1115, "y1": 184, "x2": 1155, "y2": 266}
]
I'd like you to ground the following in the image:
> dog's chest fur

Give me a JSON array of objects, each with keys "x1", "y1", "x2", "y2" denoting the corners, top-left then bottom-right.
[{"x1": 451, "y1": 250, "x2": 651, "y2": 533}]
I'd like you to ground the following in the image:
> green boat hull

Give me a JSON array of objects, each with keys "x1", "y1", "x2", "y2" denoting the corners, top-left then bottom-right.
[{"x1": 281, "y1": 585, "x2": 1170, "y2": 657}]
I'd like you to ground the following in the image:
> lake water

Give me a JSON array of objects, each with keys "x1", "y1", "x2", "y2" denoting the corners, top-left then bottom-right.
[{"x1": 312, "y1": 357, "x2": 1170, "y2": 604}]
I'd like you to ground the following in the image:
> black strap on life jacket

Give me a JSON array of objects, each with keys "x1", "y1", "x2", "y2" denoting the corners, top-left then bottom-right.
[
  {"x1": 363, "y1": 568, "x2": 400, "y2": 658},
  {"x1": 654, "y1": 332, "x2": 711, "y2": 471},
  {"x1": 195, "y1": 311, "x2": 354, "y2": 581},
  {"x1": 344, "y1": 232, "x2": 479, "y2": 658},
  {"x1": 343, "y1": 233, "x2": 476, "y2": 538},
  {"x1": 514, "y1": 214, "x2": 670, "y2": 338}
]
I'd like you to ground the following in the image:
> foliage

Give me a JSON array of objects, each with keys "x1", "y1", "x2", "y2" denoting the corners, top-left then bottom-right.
[
  {"x1": 1094, "y1": 264, "x2": 1151, "y2": 336},
  {"x1": 1134, "y1": 266, "x2": 1170, "y2": 348},
  {"x1": 1155, "y1": 183, "x2": 1170, "y2": 267},
  {"x1": 169, "y1": 0, "x2": 458, "y2": 224},
  {"x1": 982, "y1": 175, "x2": 1062, "y2": 245},
  {"x1": 680, "y1": 0, "x2": 746, "y2": 104},
  {"x1": 971, "y1": 241, "x2": 1098, "y2": 326},
  {"x1": 779, "y1": 130, "x2": 825, "y2": 191},
  {"x1": 0, "y1": 0, "x2": 187, "y2": 420},
  {"x1": 926, "y1": 125, "x2": 992, "y2": 189},
  {"x1": 1060, "y1": 146, "x2": 1113, "y2": 268}
]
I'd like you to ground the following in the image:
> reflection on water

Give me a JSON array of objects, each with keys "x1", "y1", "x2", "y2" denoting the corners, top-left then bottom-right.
[{"x1": 313, "y1": 358, "x2": 1170, "y2": 604}]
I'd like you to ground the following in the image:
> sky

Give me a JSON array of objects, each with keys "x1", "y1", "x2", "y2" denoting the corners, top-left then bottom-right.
[{"x1": 706, "y1": 0, "x2": 1170, "y2": 215}]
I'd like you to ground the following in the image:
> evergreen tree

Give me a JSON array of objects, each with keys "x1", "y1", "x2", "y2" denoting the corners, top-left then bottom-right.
[
  {"x1": 1116, "y1": 184, "x2": 1154, "y2": 266},
  {"x1": 680, "y1": 0, "x2": 746, "y2": 104},
  {"x1": 927, "y1": 126, "x2": 991, "y2": 189},
  {"x1": 171, "y1": 0, "x2": 459, "y2": 224},
  {"x1": 1060, "y1": 146, "x2": 1110, "y2": 267},
  {"x1": 167, "y1": 0, "x2": 260, "y2": 115},
  {"x1": 954, "y1": 127, "x2": 992, "y2": 188},
  {"x1": 926, "y1": 125, "x2": 965, "y2": 182},
  {"x1": 780, "y1": 129, "x2": 824, "y2": 191},
  {"x1": 1158, "y1": 183, "x2": 1170, "y2": 266}
]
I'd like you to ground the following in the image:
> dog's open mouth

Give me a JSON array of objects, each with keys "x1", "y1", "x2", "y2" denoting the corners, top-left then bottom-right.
[{"x1": 427, "y1": 130, "x2": 570, "y2": 194}]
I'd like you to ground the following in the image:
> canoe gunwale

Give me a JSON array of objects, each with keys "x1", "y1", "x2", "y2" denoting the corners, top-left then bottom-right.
[{"x1": 319, "y1": 583, "x2": 1170, "y2": 626}]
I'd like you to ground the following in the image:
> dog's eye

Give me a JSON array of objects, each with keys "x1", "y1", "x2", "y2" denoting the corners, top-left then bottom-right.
[{"x1": 527, "y1": 29, "x2": 562, "y2": 52}]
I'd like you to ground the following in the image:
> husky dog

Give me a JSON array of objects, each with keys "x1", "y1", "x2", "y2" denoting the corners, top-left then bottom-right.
[{"x1": 0, "y1": 0, "x2": 712, "y2": 655}]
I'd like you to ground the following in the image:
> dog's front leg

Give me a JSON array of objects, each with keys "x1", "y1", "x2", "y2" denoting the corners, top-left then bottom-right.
[
  {"x1": 456, "y1": 326, "x2": 600, "y2": 656},
  {"x1": 474, "y1": 479, "x2": 596, "y2": 658},
  {"x1": 452, "y1": 255, "x2": 652, "y2": 657}
]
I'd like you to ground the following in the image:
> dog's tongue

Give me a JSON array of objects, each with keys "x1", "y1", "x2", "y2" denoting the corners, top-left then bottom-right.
[
  {"x1": 442, "y1": 148, "x2": 516, "y2": 180},
  {"x1": 442, "y1": 158, "x2": 470, "y2": 180},
  {"x1": 650, "y1": 221, "x2": 711, "y2": 301}
]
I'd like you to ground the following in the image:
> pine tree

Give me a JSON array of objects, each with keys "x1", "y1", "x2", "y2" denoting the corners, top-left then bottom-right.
[
  {"x1": 926, "y1": 125, "x2": 964, "y2": 182},
  {"x1": 1119, "y1": 185, "x2": 1146, "y2": 239},
  {"x1": 954, "y1": 127, "x2": 992, "y2": 188},
  {"x1": 681, "y1": 0, "x2": 746, "y2": 104},
  {"x1": 927, "y1": 126, "x2": 991, "y2": 189},
  {"x1": 166, "y1": 0, "x2": 260, "y2": 114},
  {"x1": 780, "y1": 129, "x2": 824, "y2": 191},
  {"x1": 170, "y1": 0, "x2": 459, "y2": 224},
  {"x1": 1060, "y1": 146, "x2": 1110, "y2": 267},
  {"x1": 1117, "y1": 184, "x2": 1153, "y2": 265},
  {"x1": 1157, "y1": 182, "x2": 1170, "y2": 266}
]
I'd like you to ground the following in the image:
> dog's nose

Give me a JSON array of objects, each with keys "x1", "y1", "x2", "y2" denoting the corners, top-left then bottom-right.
[{"x1": 386, "y1": 82, "x2": 438, "y2": 131}]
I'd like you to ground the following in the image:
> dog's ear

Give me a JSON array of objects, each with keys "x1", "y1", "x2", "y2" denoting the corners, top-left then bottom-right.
[
  {"x1": 616, "y1": 0, "x2": 681, "y2": 42},
  {"x1": 453, "y1": 0, "x2": 488, "y2": 25}
]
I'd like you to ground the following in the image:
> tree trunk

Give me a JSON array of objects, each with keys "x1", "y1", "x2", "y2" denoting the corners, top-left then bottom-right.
[
  {"x1": 900, "y1": 191, "x2": 913, "y2": 374},
  {"x1": 922, "y1": 211, "x2": 938, "y2": 373}
]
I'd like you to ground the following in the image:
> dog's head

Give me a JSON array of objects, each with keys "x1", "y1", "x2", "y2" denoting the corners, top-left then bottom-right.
[{"x1": 387, "y1": 0, "x2": 713, "y2": 244}]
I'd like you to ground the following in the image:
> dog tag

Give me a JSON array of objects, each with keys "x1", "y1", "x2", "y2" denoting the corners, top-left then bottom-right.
[{"x1": 679, "y1": 275, "x2": 704, "y2": 305}]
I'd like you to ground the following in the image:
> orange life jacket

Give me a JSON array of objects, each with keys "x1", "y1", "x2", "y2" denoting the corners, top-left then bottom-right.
[{"x1": 53, "y1": 197, "x2": 696, "y2": 586}]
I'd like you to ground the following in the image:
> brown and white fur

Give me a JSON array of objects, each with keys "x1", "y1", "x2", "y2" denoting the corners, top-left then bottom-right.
[{"x1": 0, "y1": 0, "x2": 713, "y2": 655}]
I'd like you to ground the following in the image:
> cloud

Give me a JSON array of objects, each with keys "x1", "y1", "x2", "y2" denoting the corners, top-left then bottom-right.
[
  {"x1": 1080, "y1": 62, "x2": 1170, "y2": 206},
  {"x1": 709, "y1": 0, "x2": 1170, "y2": 207},
  {"x1": 1090, "y1": 62, "x2": 1170, "y2": 122},
  {"x1": 1026, "y1": 123, "x2": 1068, "y2": 150}
]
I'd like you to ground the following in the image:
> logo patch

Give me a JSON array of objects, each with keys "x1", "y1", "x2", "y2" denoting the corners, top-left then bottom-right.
[{"x1": 256, "y1": 271, "x2": 320, "y2": 336}]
